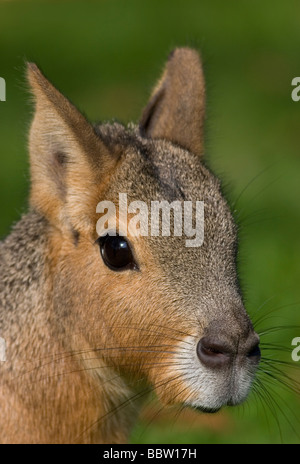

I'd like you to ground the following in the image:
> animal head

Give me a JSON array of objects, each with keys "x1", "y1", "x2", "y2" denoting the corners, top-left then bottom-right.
[{"x1": 27, "y1": 48, "x2": 260, "y2": 415}]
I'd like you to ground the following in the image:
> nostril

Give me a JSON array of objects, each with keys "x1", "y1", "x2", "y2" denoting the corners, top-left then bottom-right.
[
  {"x1": 247, "y1": 343, "x2": 261, "y2": 361},
  {"x1": 197, "y1": 337, "x2": 232, "y2": 369}
]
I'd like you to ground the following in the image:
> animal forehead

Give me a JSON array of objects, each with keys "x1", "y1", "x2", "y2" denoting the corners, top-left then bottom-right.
[
  {"x1": 95, "y1": 122, "x2": 220, "y2": 201},
  {"x1": 112, "y1": 147, "x2": 222, "y2": 207},
  {"x1": 96, "y1": 122, "x2": 236, "y2": 240}
]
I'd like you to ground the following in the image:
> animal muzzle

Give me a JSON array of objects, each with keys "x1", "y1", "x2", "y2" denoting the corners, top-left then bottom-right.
[
  {"x1": 196, "y1": 330, "x2": 261, "y2": 370},
  {"x1": 167, "y1": 323, "x2": 261, "y2": 412}
]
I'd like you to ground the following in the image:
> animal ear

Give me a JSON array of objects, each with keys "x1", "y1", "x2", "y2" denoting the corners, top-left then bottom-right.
[
  {"x1": 140, "y1": 48, "x2": 206, "y2": 157},
  {"x1": 27, "y1": 63, "x2": 118, "y2": 234}
]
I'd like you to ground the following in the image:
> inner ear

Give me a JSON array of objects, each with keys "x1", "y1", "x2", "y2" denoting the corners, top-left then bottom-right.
[
  {"x1": 139, "y1": 47, "x2": 206, "y2": 157},
  {"x1": 27, "y1": 63, "x2": 120, "y2": 231},
  {"x1": 51, "y1": 149, "x2": 68, "y2": 199},
  {"x1": 140, "y1": 86, "x2": 165, "y2": 137},
  {"x1": 54, "y1": 150, "x2": 68, "y2": 166}
]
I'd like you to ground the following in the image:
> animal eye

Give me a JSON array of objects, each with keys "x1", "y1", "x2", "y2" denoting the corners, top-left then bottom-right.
[{"x1": 98, "y1": 234, "x2": 139, "y2": 272}]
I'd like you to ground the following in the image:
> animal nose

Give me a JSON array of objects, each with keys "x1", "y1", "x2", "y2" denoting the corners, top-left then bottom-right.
[
  {"x1": 196, "y1": 334, "x2": 261, "y2": 369},
  {"x1": 197, "y1": 337, "x2": 232, "y2": 368}
]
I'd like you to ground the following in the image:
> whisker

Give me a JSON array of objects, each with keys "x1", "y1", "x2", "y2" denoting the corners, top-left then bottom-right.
[
  {"x1": 255, "y1": 373, "x2": 300, "y2": 441},
  {"x1": 16, "y1": 321, "x2": 195, "y2": 366},
  {"x1": 255, "y1": 376, "x2": 284, "y2": 442},
  {"x1": 258, "y1": 362, "x2": 300, "y2": 395},
  {"x1": 254, "y1": 302, "x2": 300, "y2": 329},
  {"x1": 261, "y1": 356, "x2": 300, "y2": 369},
  {"x1": 16, "y1": 360, "x2": 189, "y2": 387},
  {"x1": 103, "y1": 325, "x2": 196, "y2": 346},
  {"x1": 250, "y1": 295, "x2": 277, "y2": 321},
  {"x1": 231, "y1": 164, "x2": 273, "y2": 211},
  {"x1": 260, "y1": 343, "x2": 292, "y2": 354},
  {"x1": 135, "y1": 370, "x2": 198, "y2": 442},
  {"x1": 258, "y1": 324, "x2": 300, "y2": 337},
  {"x1": 235, "y1": 174, "x2": 281, "y2": 221},
  {"x1": 10, "y1": 344, "x2": 184, "y2": 384},
  {"x1": 75, "y1": 372, "x2": 187, "y2": 443}
]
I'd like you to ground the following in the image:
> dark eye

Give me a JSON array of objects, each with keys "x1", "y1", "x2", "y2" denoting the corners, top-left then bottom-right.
[{"x1": 98, "y1": 234, "x2": 139, "y2": 272}]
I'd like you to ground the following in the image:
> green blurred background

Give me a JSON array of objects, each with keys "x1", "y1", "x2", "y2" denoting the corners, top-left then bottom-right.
[{"x1": 1, "y1": 0, "x2": 300, "y2": 444}]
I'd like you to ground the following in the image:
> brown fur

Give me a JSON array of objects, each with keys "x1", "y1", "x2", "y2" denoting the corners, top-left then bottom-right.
[{"x1": 0, "y1": 48, "x2": 259, "y2": 443}]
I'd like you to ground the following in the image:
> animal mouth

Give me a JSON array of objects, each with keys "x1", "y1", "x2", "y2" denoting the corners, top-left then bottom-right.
[{"x1": 194, "y1": 405, "x2": 221, "y2": 414}]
